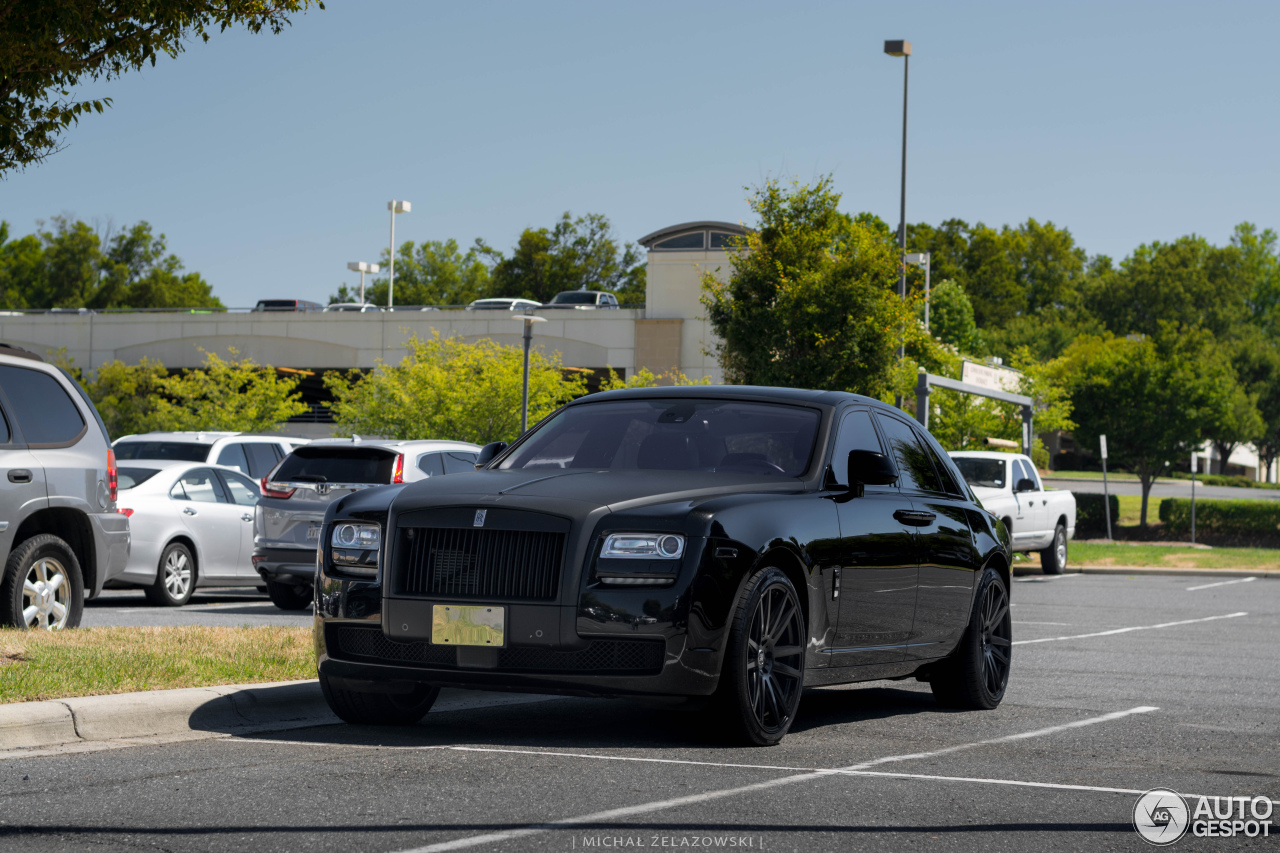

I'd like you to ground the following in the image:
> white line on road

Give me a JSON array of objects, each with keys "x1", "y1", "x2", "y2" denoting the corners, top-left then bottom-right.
[
  {"x1": 1012, "y1": 621, "x2": 1073, "y2": 625},
  {"x1": 1012, "y1": 612, "x2": 1247, "y2": 646},
  {"x1": 391, "y1": 707, "x2": 1158, "y2": 853},
  {"x1": 1186, "y1": 577, "x2": 1257, "y2": 591}
]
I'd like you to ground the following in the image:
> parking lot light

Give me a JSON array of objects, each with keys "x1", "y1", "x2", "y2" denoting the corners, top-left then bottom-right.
[
  {"x1": 387, "y1": 201, "x2": 411, "y2": 309},
  {"x1": 515, "y1": 313, "x2": 547, "y2": 433},
  {"x1": 346, "y1": 261, "x2": 380, "y2": 305}
]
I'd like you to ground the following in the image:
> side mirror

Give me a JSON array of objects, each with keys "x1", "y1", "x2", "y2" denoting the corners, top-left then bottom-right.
[
  {"x1": 1014, "y1": 477, "x2": 1037, "y2": 493},
  {"x1": 849, "y1": 450, "x2": 898, "y2": 486},
  {"x1": 475, "y1": 441, "x2": 508, "y2": 469}
]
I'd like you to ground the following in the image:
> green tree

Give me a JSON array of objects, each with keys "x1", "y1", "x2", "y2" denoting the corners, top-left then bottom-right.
[
  {"x1": 1220, "y1": 327, "x2": 1280, "y2": 480},
  {"x1": 81, "y1": 358, "x2": 169, "y2": 438},
  {"x1": 1050, "y1": 329, "x2": 1236, "y2": 526},
  {"x1": 151, "y1": 349, "x2": 307, "y2": 432},
  {"x1": 479, "y1": 212, "x2": 645, "y2": 305},
  {"x1": 598, "y1": 367, "x2": 712, "y2": 390},
  {"x1": 1232, "y1": 222, "x2": 1280, "y2": 335},
  {"x1": 703, "y1": 176, "x2": 939, "y2": 399},
  {"x1": 325, "y1": 332, "x2": 586, "y2": 445},
  {"x1": 927, "y1": 279, "x2": 982, "y2": 355},
  {"x1": 332, "y1": 238, "x2": 492, "y2": 307},
  {"x1": 1, "y1": 0, "x2": 323, "y2": 174}
]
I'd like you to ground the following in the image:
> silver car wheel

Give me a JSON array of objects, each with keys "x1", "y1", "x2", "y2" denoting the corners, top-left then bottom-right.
[
  {"x1": 21, "y1": 557, "x2": 71, "y2": 630},
  {"x1": 163, "y1": 550, "x2": 192, "y2": 599},
  {"x1": 1055, "y1": 528, "x2": 1067, "y2": 569}
]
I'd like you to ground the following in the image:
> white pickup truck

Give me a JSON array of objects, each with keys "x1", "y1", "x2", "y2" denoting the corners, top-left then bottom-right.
[{"x1": 949, "y1": 451, "x2": 1077, "y2": 574}]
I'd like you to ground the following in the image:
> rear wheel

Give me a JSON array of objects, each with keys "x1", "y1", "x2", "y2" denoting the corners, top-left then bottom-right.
[
  {"x1": 1, "y1": 534, "x2": 84, "y2": 630},
  {"x1": 715, "y1": 567, "x2": 806, "y2": 746},
  {"x1": 319, "y1": 672, "x2": 439, "y2": 725},
  {"x1": 931, "y1": 566, "x2": 1011, "y2": 710},
  {"x1": 145, "y1": 542, "x2": 196, "y2": 606},
  {"x1": 1040, "y1": 524, "x2": 1067, "y2": 575},
  {"x1": 266, "y1": 579, "x2": 312, "y2": 610}
]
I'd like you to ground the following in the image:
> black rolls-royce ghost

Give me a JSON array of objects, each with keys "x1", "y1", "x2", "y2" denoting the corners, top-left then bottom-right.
[{"x1": 314, "y1": 386, "x2": 1012, "y2": 745}]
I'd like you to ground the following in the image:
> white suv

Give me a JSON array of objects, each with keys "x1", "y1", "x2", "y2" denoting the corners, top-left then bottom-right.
[{"x1": 113, "y1": 432, "x2": 308, "y2": 480}]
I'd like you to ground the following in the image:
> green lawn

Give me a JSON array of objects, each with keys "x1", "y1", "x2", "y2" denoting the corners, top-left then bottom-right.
[
  {"x1": 1043, "y1": 470, "x2": 1142, "y2": 482},
  {"x1": 1034, "y1": 542, "x2": 1280, "y2": 571},
  {"x1": 0, "y1": 626, "x2": 314, "y2": 704}
]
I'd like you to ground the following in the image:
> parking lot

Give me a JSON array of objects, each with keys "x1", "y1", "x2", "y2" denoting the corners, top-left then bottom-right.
[
  {"x1": 82, "y1": 588, "x2": 310, "y2": 628},
  {"x1": 3, "y1": 572, "x2": 1277, "y2": 851}
]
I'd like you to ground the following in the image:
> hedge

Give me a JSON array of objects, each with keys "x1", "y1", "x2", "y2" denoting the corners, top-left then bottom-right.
[
  {"x1": 1158, "y1": 498, "x2": 1280, "y2": 535},
  {"x1": 1075, "y1": 493, "x2": 1120, "y2": 537}
]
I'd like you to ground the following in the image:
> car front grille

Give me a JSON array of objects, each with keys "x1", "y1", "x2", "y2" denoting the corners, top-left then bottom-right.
[
  {"x1": 397, "y1": 527, "x2": 563, "y2": 601},
  {"x1": 328, "y1": 625, "x2": 664, "y2": 675}
]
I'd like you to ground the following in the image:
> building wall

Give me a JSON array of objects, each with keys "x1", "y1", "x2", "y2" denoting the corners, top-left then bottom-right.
[{"x1": 642, "y1": 248, "x2": 728, "y2": 382}]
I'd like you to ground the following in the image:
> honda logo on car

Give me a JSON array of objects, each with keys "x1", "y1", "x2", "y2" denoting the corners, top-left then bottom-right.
[{"x1": 1133, "y1": 788, "x2": 1273, "y2": 843}]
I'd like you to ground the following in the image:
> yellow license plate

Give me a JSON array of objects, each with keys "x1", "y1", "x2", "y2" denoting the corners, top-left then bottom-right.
[{"x1": 431, "y1": 605, "x2": 505, "y2": 647}]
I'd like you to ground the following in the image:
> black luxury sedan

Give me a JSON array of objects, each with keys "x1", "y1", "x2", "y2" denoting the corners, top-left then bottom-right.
[{"x1": 313, "y1": 386, "x2": 1012, "y2": 745}]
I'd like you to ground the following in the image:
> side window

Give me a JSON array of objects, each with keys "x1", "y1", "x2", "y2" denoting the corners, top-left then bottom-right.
[
  {"x1": 918, "y1": 430, "x2": 966, "y2": 497},
  {"x1": 218, "y1": 470, "x2": 261, "y2": 507},
  {"x1": 875, "y1": 414, "x2": 943, "y2": 493},
  {"x1": 245, "y1": 443, "x2": 281, "y2": 478},
  {"x1": 830, "y1": 410, "x2": 887, "y2": 486},
  {"x1": 442, "y1": 451, "x2": 479, "y2": 474},
  {"x1": 417, "y1": 452, "x2": 445, "y2": 477},
  {"x1": 216, "y1": 443, "x2": 251, "y2": 475},
  {"x1": 169, "y1": 468, "x2": 223, "y2": 503},
  {"x1": 0, "y1": 405, "x2": 10, "y2": 444},
  {"x1": 0, "y1": 366, "x2": 85, "y2": 446},
  {"x1": 1014, "y1": 458, "x2": 1040, "y2": 491}
]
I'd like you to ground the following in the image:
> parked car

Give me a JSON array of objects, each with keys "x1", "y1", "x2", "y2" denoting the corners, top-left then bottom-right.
[
  {"x1": 542, "y1": 290, "x2": 620, "y2": 309},
  {"x1": 314, "y1": 387, "x2": 1011, "y2": 744},
  {"x1": 254, "y1": 439, "x2": 480, "y2": 611},
  {"x1": 950, "y1": 451, "x2": 1076, "y2": 574},
  {"x1": 113, "y1": 462, "x2": 261, "y2": 605},
  {"x1": 324, "y1": 303, "x2": 383, "y2": 313},
  {"x1": 253, "y1": 299, "x2": 323, "y2": 312},
  {"x1": 465, "y1": 298, "x2": 543, "y2": 311},
  {"x1": 113, "y1": 432, "x2": 307, "y2": 479},
  {"x1": 0, "y1": 344, "x2": 130, "y2": 630}
]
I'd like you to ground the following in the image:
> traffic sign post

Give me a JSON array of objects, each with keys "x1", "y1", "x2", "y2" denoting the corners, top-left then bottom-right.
[
  {"x1": 1100, "y1": 435, "x2": 1112, "y2": 541},
  {"x1": 1190, "y1": 451, "x2": 1197, "y2": 545}
]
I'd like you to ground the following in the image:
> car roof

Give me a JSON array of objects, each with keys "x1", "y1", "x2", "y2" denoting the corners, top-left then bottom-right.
[
  {"x1": 572, "y1": 384, "x2": 887, "y2": 410},
  {"x1": 949, "y1": 451, "x2": 1020, "y2": 461},
  {"x1": 115, "y1": 431, "x2": 240, "y2": 444},
  {"x1": 299, "y1": 438, "x2": 481, "y2": 451}
]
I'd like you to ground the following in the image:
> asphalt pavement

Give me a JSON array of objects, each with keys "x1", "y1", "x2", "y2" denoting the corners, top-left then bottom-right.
[
  {"x1": 83, "y1": 588, "x2": 310, "y2": 627},
  {"x1": 3, "y1": 573, "x2": 1278, "y2": 851},
  {"x1": 1046, "y1": 476, "x2": 1280, "y2": 501}
]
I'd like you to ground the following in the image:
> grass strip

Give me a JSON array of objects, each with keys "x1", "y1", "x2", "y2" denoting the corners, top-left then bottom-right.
[
  {"x1": 0, "y1": 625, "x2": 314, "y2": 705},
  {"x1": 1026, "y1": 542, "x2": 1280, "y2": 571}
]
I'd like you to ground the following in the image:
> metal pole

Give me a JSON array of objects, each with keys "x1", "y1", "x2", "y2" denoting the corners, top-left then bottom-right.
[
  {"x1": 358, "y1": 269, "x2": 366, "y2": 305},
  {"x1": 915, "y1": 370, "x2": 929, "y2": 429},
  {"x1": 521, "y1": 318, "x2": 532, "y2": 433},
  {"x1": 1101, "y1": 433, "x2": 1112, "y2": 541},
  {"x1": 388, "y1": 206, "x2": 396, "y2": 310},
  {"x1": 1190, "y1": 452, "x2": 1197, "y2": 546},
  {"x1": 923, "y1": 253, "x2": 931, "y2": 331},
  {"x1": 897, "y1": 53, "x2": 909, "y2": 362}
]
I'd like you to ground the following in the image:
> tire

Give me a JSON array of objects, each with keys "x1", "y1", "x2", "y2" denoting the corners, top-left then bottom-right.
[
  {"x1": 931, "y1": 566, "x2": 1012, "y2": 710},
  {"x1": 1, "y1": 534, "x2": 85, "y2": 630},
  {"x1": 319, "y1": 671, "x2": 439, "y2": 726},
  {"x1": 1040, "y1": 524, "x2": 1067, "y2": 575},
  {"x1": 145, "y1": 542, "x2": 196, "y2": 606},
  {"x1": 714, "y1": 566, "x2": 807, "y2": 746},
  {"x1": 266, "y1": 579, "x2": 312, "y2": 611}
]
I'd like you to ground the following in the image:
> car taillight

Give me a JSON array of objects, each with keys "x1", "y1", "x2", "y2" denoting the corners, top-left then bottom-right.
[
  {"x1": 260, "y1": 476, "x2": 296, "y2": 499},
  {"x1": 392, "y1": 453, "x2": 405, "y2": 484},
  {"x1": 106, "y1": 448, "x2": 118, "y2": 503},
  {"x1": 118, "y1": 508, "x2": 134, "y2": 518}
]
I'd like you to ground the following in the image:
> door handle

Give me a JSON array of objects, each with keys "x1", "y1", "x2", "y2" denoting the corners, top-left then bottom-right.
[
  {"x1": 7, "y1": 469, "x2": 31, "y2": 484},
  {"x1": 893, "y1": 509, "x2": 936, "y2": 526},
  {"x1": 241, "y1": 514, "x2": 253, "y2": 522},
  {"x1": 183, "y1": 507, "x2": 197, "y2": 516}
]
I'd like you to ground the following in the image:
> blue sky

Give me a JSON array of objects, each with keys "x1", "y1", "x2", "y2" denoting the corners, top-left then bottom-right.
[{"x1": 3, "y1": 1, "x2": 1278, "y2": 307}]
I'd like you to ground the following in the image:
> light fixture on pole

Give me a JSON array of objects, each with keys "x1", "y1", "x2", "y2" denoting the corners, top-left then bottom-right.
[
  {"x1": 387, "y1": 200, "x2": 411, "y2": 309},
  {"x1": 346, "y1": 261, "x2": 380, "y2": 305},
  {"x1": 885, "y1": 39, "x2": 912, "y2": 403},
  {"x1": 905, "y1": 252, "x2": 931, "y2": 330},
  {"x1": 514, "y1": 313, "x2": 547, "y2": 433}
]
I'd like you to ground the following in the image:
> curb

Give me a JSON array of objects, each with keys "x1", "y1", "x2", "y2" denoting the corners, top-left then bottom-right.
[
  {"x1": 1013, "y1": 566, "x2": 1280, "y2": 579},
  {"x1": 0, "y1": 679, "x2": 334, "y2": 753}
]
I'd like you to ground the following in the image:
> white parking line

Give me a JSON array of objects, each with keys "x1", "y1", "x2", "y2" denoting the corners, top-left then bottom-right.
[
  {"x1": 392, "y1": 707, "x2": 1158, "y2": 853},
  {"x1": 1186, "y1": 577, "x2": 1257, "y2": 591},
  {"x1": 1012, "y1": 612, "x2": 1247, "y2": 646},
  {"x1": 1012, "y1": 621, "x2": 1072, "y2": 625}
]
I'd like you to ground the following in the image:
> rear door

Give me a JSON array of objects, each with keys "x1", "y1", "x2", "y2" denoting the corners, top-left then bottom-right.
[
  {"x1": 170, "y1": 467, "x2": 241, "y2": 578},
  {"x1": 0, "y1": 389, "x2": 48, "y2": 553},
  {"x1": 215, "y1": 469, "x2": 262, "y2": 577},
  {"x1": 0, "y1": 365, "x2": 87, "y2": 513}
]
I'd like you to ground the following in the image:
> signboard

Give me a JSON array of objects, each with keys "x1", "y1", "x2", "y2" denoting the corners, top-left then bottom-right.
[
  {"x1": 961, "y1": 359, "x2": 1021, "y2": 393},
  {"x1": 1100, "y1": 435, "x2": 1108, "y2": 461}
]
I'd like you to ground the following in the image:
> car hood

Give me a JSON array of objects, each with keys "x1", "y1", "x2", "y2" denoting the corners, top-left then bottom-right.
[{"x1": 389, "y1": 468, "x2": 804, "y2": 516}]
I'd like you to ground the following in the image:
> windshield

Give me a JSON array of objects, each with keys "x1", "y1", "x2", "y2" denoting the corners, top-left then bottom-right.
[
  {"x1": 114, "y1": 441, "x2": 210, "y2": 463},
  {"x1": 953, "y1": 457, "x2": 1007, "y2": 489},
  {"x1": 499, "y1": 399, "x2": 820, "y2": 476},
  {"x1": 118, "y1": 467, "x2": 162, "y2": 490},
  {"x1": 550, "y1": 292, "x2": 597, "y2": 305},
  {"x1": 273, "y1": 446, "x2": 397, "y2": 484}
]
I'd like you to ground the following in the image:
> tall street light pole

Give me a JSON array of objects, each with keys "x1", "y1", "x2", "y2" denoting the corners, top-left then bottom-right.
[
  {"x1": 515, "y1": 313, "x2": 547, "y2": 433},
  {"x1": 387, "y1": 201, "x2": 411, "y2": 309},
  {"x1": 906, "y1": 252, "x2": 930, "y2": 330},
  {"x1": 885, "y1": 39, "x2": 912, "y2": 404},
  {"x1": 346, "y1": 261, "x2": 380, "y2": 305}
]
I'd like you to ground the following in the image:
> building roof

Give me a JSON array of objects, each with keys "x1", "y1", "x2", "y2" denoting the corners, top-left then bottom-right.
[{"x1": 637, "y1": 221, "x2": 753, "y2": 249}]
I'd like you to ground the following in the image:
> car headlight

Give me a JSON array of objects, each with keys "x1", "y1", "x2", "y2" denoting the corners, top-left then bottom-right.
[
  {"x1": 601, "y1": 532, "x2": 684, "y2": 559},
  {"x1": 330, "y1": 521, "x2": 381, "y2": 576}
]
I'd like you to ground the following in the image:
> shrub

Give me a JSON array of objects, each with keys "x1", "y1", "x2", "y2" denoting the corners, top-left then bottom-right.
[
  {"x1": 1075, "y1": 493, "x2": 1120, "y2": 537},
  {"x1": 1158, "y1": 498, "x2": 1280, "y2": 535}
]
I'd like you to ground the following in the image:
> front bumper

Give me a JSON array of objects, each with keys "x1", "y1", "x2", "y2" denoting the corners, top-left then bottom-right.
[{"x1": 253, "y1": 545, "x2": 318, "y2": 584}]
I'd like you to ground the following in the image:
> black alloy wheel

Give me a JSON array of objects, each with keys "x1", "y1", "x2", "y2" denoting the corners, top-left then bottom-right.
[
  {"x1": 931, "y1": 566, "x2": 1012, "y2": 710},
  {"x1": 265, "y1": 579, "x2": 312, "y2": 611},
  {"x1": 718, "y1": 567, "x2": 806, "y2": 746}
]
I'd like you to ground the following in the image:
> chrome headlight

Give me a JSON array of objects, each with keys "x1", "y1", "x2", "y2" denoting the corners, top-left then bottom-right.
[
  {"x1": 330, "y1": 521, "x2": 381, "y2": 576},
  {"x1": 601, "y1": 532, "x2": 685, "y2": 559}
]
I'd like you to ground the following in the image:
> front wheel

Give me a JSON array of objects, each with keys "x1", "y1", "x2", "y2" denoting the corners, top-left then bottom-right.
[
  {"x1": 930, "y1": 566, "x2": 1012, "y2": 710},
  {"x1": 320, "y1": 672, "x2": 439, "y2": 725},
  {"x1": 266, "y1": 579, "x2": 312, "y2": 611},
  {"x1": 1040, "y1": 524, "x2": 1067, "y2": 575},
  {"x1": 1, "y1": 534, "x2": 84, "y2": 630},
  {"x1": 715, "y1": 567, "x2": 806, "y2": 746}
]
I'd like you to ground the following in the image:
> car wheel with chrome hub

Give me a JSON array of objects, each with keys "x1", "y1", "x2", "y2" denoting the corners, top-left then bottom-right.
[{"x1": 1, "y1": 534, "x2": 84, "y2": 631}]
